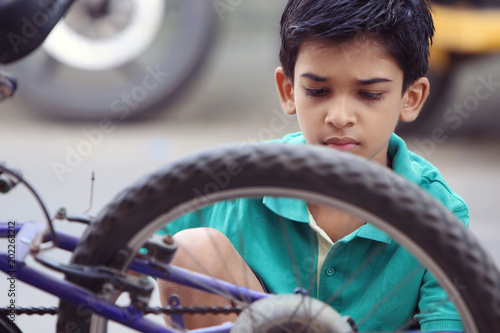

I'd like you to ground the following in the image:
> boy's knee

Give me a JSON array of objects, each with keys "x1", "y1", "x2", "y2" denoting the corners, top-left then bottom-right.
[
  {"x1": 173, "y1": 227, "x2": 233, "y2": 256},
  {"x1": 171, "y1": 228, "x2": 237, "y2": 273},
  {"x1": 174, "y1": 227, "x2": 231, "y2": 249},
  {"x1": 170, "y1": 228, "x2": 262, "y2": 291}
]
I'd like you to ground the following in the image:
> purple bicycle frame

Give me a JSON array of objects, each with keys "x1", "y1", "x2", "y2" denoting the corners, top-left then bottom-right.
[{"x1": 0, "y1": 221, "x2": 268, "y2": 332}]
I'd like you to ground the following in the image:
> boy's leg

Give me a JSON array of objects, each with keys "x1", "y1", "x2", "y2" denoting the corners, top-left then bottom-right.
[{"x1": 157, "y1": 227, "x2": 265, "y2": 329}]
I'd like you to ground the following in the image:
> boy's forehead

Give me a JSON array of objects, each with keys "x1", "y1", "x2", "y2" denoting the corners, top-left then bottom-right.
[
  {"x1": 294, "y1": 38, "x2": 403, "y2": 82},
  {"x1": 298, "y1": 36, "x2": 388, "y2": 61}
]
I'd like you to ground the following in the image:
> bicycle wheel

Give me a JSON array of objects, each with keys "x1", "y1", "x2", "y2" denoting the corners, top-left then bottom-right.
[
  {"x1": 6, "y1": 0, "x2": 217, "y2": 120},
  {"x1": 57, "y1": 143, "x2": 500, "y2": 332}
]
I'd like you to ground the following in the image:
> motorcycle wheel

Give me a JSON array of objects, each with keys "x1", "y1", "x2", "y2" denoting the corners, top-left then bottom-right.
[{"x1": 7, "y1": 0, "x2": 217, "y2": 121}]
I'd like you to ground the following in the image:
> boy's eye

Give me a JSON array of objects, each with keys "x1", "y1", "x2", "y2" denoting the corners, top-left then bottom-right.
[
  {"x1": 305, "y1": 88, "x2": 328, "y2": 97},
  {"x1": 359, "y1": 91, "x2": 383, "y2": 101}
]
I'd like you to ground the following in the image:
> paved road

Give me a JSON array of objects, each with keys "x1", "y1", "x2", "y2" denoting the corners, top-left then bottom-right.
[{"x1": 1, "y1": 1, "x2": 499, "y2": 331}]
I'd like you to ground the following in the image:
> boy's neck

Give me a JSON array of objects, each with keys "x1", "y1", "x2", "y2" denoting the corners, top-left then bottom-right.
[{"x1": 307, "y1": 204, "x2": 365, "y2": 243}]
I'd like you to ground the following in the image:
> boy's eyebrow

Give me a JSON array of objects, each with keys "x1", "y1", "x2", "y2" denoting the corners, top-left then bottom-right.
[
  {"x1": 300, "y1": 73, "x2": 327, "y2": 82},
  {"x1": 357, "y1": 78, "x2": 393, "y2": 85},
  {"x1": 300, "y1": 73, "x2": 393, "y2": 85}
]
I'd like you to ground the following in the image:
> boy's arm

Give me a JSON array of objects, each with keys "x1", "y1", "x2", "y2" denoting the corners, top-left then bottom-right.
[
  {"x1": 414, "y1": 269, "x2": 464, "y2": 332},
  {"x1": 157, "y1": 201, "x2": 227, "y2": 236},
  {"x1": 414, "y1": 208, "x2": 469, "y2": 332}
]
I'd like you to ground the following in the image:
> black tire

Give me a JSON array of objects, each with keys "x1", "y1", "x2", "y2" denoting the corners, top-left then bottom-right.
[
  {"x1": 57, "y1": 143, "x2": 500, "y2": 332},
  {"x1": 6, "y1": 0, "x2": 217, "y2": 121}
]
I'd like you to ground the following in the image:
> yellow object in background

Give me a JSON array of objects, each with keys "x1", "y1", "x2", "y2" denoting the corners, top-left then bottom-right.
[{"x1": 430, "y1": 3, "x2": 500, "y2": 71}]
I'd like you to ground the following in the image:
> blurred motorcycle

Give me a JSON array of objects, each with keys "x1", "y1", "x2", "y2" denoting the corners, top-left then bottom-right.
[{"x1": 3, "y1": 0, "x2": 217, "y2": 120}]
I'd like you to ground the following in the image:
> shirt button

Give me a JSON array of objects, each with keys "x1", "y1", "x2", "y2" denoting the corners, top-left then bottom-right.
[{"x1": 325, "y1": 267, "x2": 335, "y2": 277}]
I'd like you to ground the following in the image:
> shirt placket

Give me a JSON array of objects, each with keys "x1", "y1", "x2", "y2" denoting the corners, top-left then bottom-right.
[{"x1": 317, "y1": 241, "x2": 351, "y2": 312}]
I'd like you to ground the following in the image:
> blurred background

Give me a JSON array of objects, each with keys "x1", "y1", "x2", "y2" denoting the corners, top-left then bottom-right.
[{"x1": 1, "y1": 0, "x2": 500, "y2": 331}]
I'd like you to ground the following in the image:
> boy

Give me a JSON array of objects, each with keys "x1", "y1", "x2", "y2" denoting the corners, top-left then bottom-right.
[{"x1": 158, "y1": 0, "x2": 469, "y2": 331}]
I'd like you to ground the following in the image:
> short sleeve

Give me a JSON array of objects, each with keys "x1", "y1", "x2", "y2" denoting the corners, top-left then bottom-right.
[
  {"x1": 414, "y1": 269, "x2": 464, "y2": 332},
  {"x1": 156, "y1": 201, "x2": 229, "y2": 236}
]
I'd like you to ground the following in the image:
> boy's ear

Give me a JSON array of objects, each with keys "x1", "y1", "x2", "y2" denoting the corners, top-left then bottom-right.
[
  {"x1": 400, "y1": 77, "x2": 430, "y2": 122},
  {"x1": 275, "y1": 67, "x2": 296, "y2": 115}
]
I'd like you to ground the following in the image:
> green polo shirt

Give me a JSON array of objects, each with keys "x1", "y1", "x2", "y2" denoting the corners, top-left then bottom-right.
[{"x1": 159, "y1": 132, "x2": 469, "y2": 332}]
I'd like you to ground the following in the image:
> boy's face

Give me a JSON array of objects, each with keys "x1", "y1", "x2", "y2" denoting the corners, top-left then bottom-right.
[{"x1": 276, "y1": 38, "x2": 429, "y2": 166}]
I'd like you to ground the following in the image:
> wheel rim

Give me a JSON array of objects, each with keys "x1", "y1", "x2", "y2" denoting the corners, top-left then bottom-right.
[
  {"x1": 91, "y1": 187, "x2": 478, "y2": 333},
  {"x1": 43, "y1": 0, "x2": 165, "y2": 71}
]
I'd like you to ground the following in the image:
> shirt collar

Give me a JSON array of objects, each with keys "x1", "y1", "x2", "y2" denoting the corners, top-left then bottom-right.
[
  {"x1": 263, "y1": 196, "x2": 310, "y2": 223},
  {"x1": 262, "y1": 132, "x2": 416, "y2": 244},
  {"x1": 356, "y1": 223, "x2": 392, "y2": 243},
  {"x1": 262, "y1": 133, "x2": 309, "y2": 222},
  {"x1": 388, "y1": 133, "x2": 420, "y2": 184}
]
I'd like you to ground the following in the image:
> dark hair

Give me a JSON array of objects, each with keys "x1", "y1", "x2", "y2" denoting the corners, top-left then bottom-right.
[{"x1": 279, "y1": 0, "x2": 435, "y2": 92}]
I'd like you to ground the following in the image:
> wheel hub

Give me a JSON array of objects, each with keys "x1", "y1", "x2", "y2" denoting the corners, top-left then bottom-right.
[
  {"x1": 231, "y1": 294, "x2": 355, "y2": 333},
  {"x1": 42, "y1": 0, "x2": 165, "y2": 71}
]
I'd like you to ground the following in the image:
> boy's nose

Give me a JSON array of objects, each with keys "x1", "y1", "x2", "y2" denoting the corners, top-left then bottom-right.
[{"x1": 325, "y1": 98, "x2": 356, "y2": 128}]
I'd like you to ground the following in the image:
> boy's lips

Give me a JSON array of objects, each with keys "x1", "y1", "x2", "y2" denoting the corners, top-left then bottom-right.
[{"x1": 324, "y1": 137, "x2": 359, "y2": 152}]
